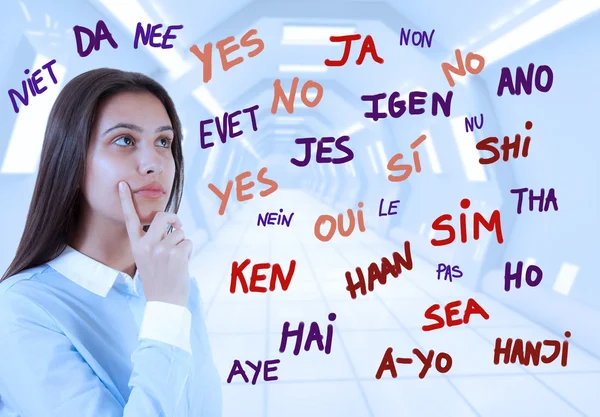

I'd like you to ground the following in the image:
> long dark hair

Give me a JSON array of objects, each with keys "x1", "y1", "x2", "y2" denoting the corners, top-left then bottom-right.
[{"x1": 1, "y1": 68, "x2": 185, "y2": 283}]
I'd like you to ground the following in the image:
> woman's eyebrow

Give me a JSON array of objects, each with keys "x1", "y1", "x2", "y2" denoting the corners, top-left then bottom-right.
[
  {"x1": 155, "y1": 125, "x2": 174, "y2": 133},
  {"x1": 102, "y1": 123, "x2": 173, "y2": 136}
]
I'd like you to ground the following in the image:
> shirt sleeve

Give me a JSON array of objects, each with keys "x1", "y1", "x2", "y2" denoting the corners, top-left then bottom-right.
[
  {"x1": 139, "y1": 301, "x2": 192, "y2": 354},
  {"x1": 0, "y1": 289, "x2": 192, "y2": 417}
]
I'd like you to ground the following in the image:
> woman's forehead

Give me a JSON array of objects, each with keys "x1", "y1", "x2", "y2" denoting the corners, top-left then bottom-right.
[{"x1": 94, "y1": 91, "x2": 172, "y2": 133}]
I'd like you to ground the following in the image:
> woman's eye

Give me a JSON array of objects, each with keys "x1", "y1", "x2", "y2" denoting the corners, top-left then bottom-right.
[
  {"x1": 157, "y1": 137, "x2": 172, "y2": 148},
  {"x1": 114, "y1": 136, "x2": 134, "y2": 147}
]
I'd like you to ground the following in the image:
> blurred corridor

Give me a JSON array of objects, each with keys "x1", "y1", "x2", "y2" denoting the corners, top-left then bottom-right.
[
  {"x1": 1, "y1": 0, "x2": 599, "y2": 415},
  {"x1": 193, "y1": 190, "x2": 600, "y2": 417}
]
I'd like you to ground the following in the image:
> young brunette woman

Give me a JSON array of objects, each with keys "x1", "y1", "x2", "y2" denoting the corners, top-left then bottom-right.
[{"x1": 0, "y1": 68, "x2": 222, "y2": 416}]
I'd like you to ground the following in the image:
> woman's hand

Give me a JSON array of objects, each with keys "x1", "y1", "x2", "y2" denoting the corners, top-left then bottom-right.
[{"x1": 118, "y1": 181, "x2": 192, "y2": 307}]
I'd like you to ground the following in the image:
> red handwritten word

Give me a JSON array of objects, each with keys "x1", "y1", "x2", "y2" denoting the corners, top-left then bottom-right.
[
  {"x1": 344, "y1": 242, "x2": 413, "y2": 299},
  {"x1": 376, "y1": 347, "x2": 452, "y2": 379},
  {"x1": 431, "y1": 198, "x2": 503, "y2": 246},
  {"x1": 324, "y1": 34, "x2": 384, "y2": 67},
  {"x1": 190, "y1": 28, "x2": 265, "y2": 83},
  {"x1": 386, "y1": 134, "x2": 427, "y2": 182},
  {"x1": 494, "y1": 332, "x2": 571, "y2": 367},
  {"x1": 208, "y1": 167, "x2": 278, "y2": 215},
  {"x1": 441, "y1": 49, "x2": 485, "y2": 87},
  {"x1": 476, "y1": 121, "x2": 533, "y2": 165},
  {"x1": 272, "y1": 77, "x2": 323, "y2": 114},
  {"x1": 230, "y1": 260, "x2": 296, "y2": 293},
  {"x1": 314, "y1": 202, "x2": 365, "y2": 242},
  {"x1": 422, "y1": 298, "x2": 489, "y2": 331}
]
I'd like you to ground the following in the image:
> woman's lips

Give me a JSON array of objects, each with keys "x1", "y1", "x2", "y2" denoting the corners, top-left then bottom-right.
[{"x1": 134, "y1": 190, "x2": 165, "y2": 199}]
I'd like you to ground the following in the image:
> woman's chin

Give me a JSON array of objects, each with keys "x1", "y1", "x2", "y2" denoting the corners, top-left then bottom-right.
[
  {"x1": 136, "y1": 205, "x2": 168, "y2": 226},
  {"x1": 138, "y1": 212, "x2": 160, "y2": 226},
  {"x1": 127, "y1": 194, "x2": 169, "y2": 226}
]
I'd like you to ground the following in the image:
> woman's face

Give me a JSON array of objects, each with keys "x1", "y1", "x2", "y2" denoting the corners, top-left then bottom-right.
[{"x1": 84, "y1": 91, "x2": 176, "y2": 227}]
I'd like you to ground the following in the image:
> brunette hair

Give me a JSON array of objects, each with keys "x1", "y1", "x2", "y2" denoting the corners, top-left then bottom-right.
[{"x1": 1, "y1": 68, "x2": 184, "y2": 282}]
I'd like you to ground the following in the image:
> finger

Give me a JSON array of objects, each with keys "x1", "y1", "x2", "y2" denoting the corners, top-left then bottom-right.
[
  {"x1": 145, "y1": 212, "x2": 183, "y2": 243},
  {"x1": 176, "y1": 239, "x2": 194, "y2": 261},
  {"x1": 161, "y1": 228, "x2": 186, "y2": 247},
  {"x1": 118, "y1": 181, "x2": 142, "y2": 243}
]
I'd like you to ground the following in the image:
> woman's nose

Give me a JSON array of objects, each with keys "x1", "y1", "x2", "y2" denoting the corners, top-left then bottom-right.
[
  {"x1": 138, "y1": 149, "x2": 163, "y2": 175},
  {"x1": 141, "y1": 163, "x2": 162, "y2": 175}
]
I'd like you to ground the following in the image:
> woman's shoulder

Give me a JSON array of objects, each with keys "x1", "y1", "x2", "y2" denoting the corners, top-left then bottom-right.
[
  {"x1": 0, "y1": 264, "x2": 54, "y2": 296},
  {"x1": 0, "y1": 266, "x2": 66, "y2": 356},
  {"x1": 0, "y1": 265, "x2": 61, "y2": 325}
]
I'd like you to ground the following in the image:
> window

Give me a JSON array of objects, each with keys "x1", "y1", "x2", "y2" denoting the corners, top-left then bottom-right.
[
  {"x1": 366, "y1": 145, "x2": 379, "y2": 174},
  {"x1": 375, "y1": 140, "x2": 390, "y2": 176},
  {"x1": 451, "y1": 116, "x2": 487, "y2": 182},
  {"x1": 422, "y1": 130, "x2": 442, "y2": 174},
  {"x1": 553, "y1": 262, "x2": 580, "y2": 296}
]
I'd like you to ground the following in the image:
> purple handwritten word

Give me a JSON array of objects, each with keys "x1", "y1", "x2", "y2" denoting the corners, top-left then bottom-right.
[
  {"x1": 8, "y1": 59, "x2": 58, "y2": 113},
  {"x1": 361, "y1": 90, "x2": 453, "y2": 122},
  {"x1": 73, "y1": 19, "x2": 184, "y2": 58},
  {"x1": 280, "y1": 313, "x2": 337, "y2": 355},
  {"x1": 227, "y1": 359, "x2": 280, "y2": 384},
  {"x1": 257, "y1": 209, "x2": 294, "y2": 227},
  {"x1": 510, "y1": 187, "x2": 558, "y2": 214}
]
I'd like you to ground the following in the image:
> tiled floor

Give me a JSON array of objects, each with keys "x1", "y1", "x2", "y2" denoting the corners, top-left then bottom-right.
[{"x1": 190, "y1": 190, "x2": 599, "y2": 417}]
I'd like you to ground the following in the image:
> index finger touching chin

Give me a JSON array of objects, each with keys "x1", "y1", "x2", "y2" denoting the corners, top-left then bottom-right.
[
  {"x1": 118, "y1": 181, "x2": 142, "y2": 233},
  {"x1": 119, "y1": 181, "x2": 135, "y2": 220}
]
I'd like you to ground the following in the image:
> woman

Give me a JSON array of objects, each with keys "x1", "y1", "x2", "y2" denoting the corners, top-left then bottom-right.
[{"x1": 0, "y1": 68, "x2": 222, "y2": 416}]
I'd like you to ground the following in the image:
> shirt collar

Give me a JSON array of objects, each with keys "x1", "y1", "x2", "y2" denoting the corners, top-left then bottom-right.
[{"x1": 47, "y1": 245, "x2": 138, "y2": 297}]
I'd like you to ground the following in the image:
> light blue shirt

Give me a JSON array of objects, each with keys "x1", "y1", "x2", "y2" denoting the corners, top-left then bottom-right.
[{"x1": 0, "y1": 245, "x2": 222, "y2": 416}]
